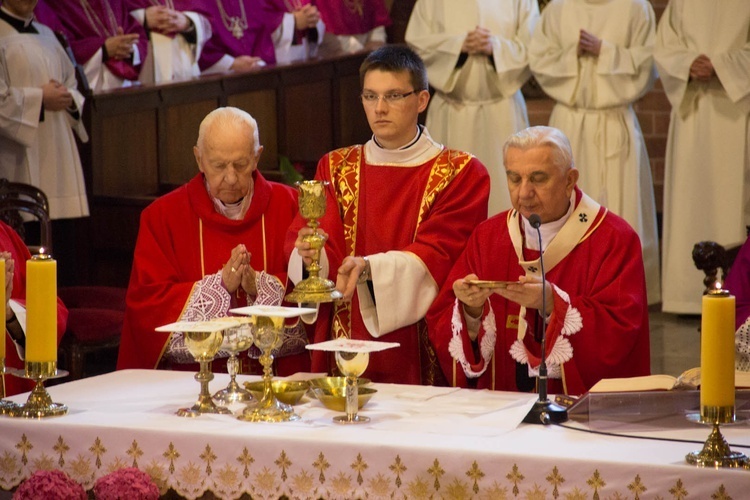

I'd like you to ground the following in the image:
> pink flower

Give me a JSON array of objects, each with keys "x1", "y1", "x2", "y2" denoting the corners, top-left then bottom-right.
[
  {"x1": 13, "y1": 469, "x2": 87, "y2": 500},
  {"x1": 93, "y1": 468, "x2": 159, "y2": 500}
]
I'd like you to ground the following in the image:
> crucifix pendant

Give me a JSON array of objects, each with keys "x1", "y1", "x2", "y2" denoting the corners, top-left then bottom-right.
[{"x1": 230, "y1": 17, "x2": 244, "y2": 39}]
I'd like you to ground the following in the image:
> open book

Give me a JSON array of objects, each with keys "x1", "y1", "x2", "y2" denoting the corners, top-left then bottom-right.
[{"x1": 589, "y1": 367, "x2": 750, "y2": 393}]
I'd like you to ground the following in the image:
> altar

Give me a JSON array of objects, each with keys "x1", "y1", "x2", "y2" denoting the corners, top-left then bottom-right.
[{"x1": 0, "y1": 369, "x2": 748, "y2": 498}]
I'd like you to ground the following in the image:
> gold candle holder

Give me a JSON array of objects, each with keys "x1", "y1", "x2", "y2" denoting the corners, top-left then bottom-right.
[
  {"x1": 333, "y1": 350, "x2": 370, "y2": 424},
  {"x1": 285, "y1": 180, "x2": 343, "y2": 304},
  {"x1": 6, "y1": 361, "x2": 67, "y2": 418},
  {"x1": 686, "y1": 406, "x2": 748, "y2": 468},
  {"x1": 238, "y1": 314, "x2": 300, "y2": 422},
  {"x1": 177, "y1": 330, "x2": 232, "y2": 418}
]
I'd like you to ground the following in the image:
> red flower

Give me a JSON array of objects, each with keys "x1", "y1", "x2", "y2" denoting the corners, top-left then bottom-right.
[
  {"x1": 13, "y1": 470, "x2": 86, "y2": 500},
  {"x1": 93, "y1": 468, "x2": 159, "y2": 500}
]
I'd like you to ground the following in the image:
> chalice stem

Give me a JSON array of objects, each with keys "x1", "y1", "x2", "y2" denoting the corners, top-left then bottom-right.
[{"x1": 345, "y1": 375, "x2": 358, "y2": 420}]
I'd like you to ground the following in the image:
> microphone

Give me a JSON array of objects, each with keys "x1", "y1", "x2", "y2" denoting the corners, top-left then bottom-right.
[{"x1": 522, "y1": 213, "x2": 569, "y2": 425}]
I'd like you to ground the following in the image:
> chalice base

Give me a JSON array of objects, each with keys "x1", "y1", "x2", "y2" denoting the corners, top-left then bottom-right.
[
  {"x1": 213, "y1": 386, "x2": 254, "y2": 405},
  {"x1": 285, "y1": 276, "x2": 343, "y2": 304},
  {"x1": 333, "y1": 414, "x2": 370, "y2": 425},
  {"x1": 177, "y1": 400, "x2": 232, "y2": 418},
  {"x1": 238, "y1": 395, "x2": 300, "y2": 422}
]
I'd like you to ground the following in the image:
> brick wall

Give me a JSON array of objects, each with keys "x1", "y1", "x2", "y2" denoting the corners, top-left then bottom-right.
[{"x1": 527, "y1": 0, "x2": 671, "y2": 215}]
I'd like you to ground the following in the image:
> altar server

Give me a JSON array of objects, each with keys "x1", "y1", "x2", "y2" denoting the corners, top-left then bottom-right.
[
  {"x1": 655, "y1": 0, "x2": 750, "y2": 314},
  {"x1": 405, "y1": 0, "x2": 539, "y2": 216},
  {"x1": 528, "y1": 0, "x2": 660, "y2": 305}
]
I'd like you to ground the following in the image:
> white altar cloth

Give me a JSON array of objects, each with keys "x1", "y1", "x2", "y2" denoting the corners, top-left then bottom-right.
[{"x1": 0, "y1": 370, "x2": 748, "y2": 498}]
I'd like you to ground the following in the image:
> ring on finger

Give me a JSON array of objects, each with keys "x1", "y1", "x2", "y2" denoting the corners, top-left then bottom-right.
[{"x1": 231, "y1": 266, "x2": 236, "y2": 273}]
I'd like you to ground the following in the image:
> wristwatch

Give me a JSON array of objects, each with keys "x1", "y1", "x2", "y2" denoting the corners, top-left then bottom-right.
[{"x1": 357, "y1": 256, "x2": 371, "y2": 284}]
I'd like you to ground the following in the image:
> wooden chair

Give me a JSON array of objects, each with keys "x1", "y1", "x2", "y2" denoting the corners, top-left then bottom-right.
[{"x1": 0, "y1": 178, "x2": 125, "y2": 380}]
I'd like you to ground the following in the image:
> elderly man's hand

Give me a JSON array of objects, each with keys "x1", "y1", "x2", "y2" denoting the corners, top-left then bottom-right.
[
  {"x1": 294, "y1": 227, "x2": 328, "y2": 266},
  {"x1": 453, "y1": 274, "x2": 493, "y2": 317},
  {"x1": 495, "y1": 275, "x2": 554, "y2": 315},
  {"x1": 222, "y1": 244, "x2": 251, "y2": 294},
  {"x1": 335, "y1": 256, "x2": 367, "y2": 301},
  {"x1": 1, "y1": 251, "x2": 13, "y2": 318}
]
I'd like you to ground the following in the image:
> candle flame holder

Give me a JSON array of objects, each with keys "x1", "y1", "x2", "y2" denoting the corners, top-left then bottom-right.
[
  {"x1": 5, "y1": 362, "x2": 67, "y2": 418},
  {"x1": 285, "y1": 180, "x2": 343, "y2": 304},
  {"x1": 686, "y1": 406, "x2": 748, "y2": 468}
]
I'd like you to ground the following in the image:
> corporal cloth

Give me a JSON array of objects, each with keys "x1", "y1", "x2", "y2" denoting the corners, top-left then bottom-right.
[
  {"x1": 285, "y1": 129, "x2": 490, "y2": 385},
  {"x1": 0, "y1": 222, "x2": 68, "y2": 397},
  {"x1": 116, "y1": 172, "x2": 302, "y2": 373},
  {"x1": 654, "y1": 0, "x2": 750, "y2": 314},
  {"x1": 47, "y1": 0, "x2": 148, "y2": 90},
  {"x1": 198, "y1": 0, "x2": 277, "y2": 73},
  {"x1": 0, "y1": 13, "x2": 89, "y2": 220},
  {"x1": 405, "y1": 0, "x2": 538, "y2": 216},
  {"x1": 426, "y1": 188, "x2": 650, "y2": 396},
  {"x1": 128, "y1": 0, "x2": 212, "y2": 83},
  {"x1": 528, "y1": 0, "x2": 660, "y2": 305}
]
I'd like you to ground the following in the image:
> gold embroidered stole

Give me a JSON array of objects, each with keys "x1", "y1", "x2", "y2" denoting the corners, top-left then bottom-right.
[
  {"x1": 507, "y1": 192, "x2": 605, "y2": 342},
  {"x1": 329, "y1": 146, "x2": 473, "y2": 339}
]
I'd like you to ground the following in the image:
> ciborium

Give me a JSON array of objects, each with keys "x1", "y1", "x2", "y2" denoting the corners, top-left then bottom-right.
[
  {"x1": 231, "y1": 305, "x2": 316, "y2": 422},
  {"x1": 6, "y1": 362, "x2": 68, "y2": 418},
  {"x1": 213, "y1": 322, "x2": 254, "y2": 404},
  {"x1": 285, "y1": 180, "x2": 343, "y2": 303}
]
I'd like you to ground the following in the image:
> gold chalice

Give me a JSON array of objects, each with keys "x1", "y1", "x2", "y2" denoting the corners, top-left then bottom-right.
[
  {"x1": 333, "y1": 350, "x2": 370, "y2": 424},
  {"x1": 213, "y1": 323, "x2": 254, "y2": 404},
  {"x1": 177, "y1": 329, "x2": 232, "y2": 418},
  {"x1": 285, "y1": 180, "x2": 343, "y2": 303}
]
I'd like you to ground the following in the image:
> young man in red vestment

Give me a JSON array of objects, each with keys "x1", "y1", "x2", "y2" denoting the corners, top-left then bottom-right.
[
  {"x1": 287, "y1": 45, "x2": 490, "y2": 385},
  {"x1": 426, "y1": 126, "x2": 651, "y2": 396},
  {"x1": 1, "y1": 221, "x2": 68, "y2": 397},
  {"x1": 116, "y1": 107, "x2": 308, "y2": 375}
]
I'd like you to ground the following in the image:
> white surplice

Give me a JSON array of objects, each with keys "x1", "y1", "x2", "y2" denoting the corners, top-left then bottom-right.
[
  {"x1": 131, "y1": 9, "x2": 211, "y2": 84},
  {"x1": 655, "y1": 0, "x2": 750, "y2": 314},
  {"x1": 529, "y1": 0, "x2": 660, "y2": 304},
  {"x1": 405, "y1": 0, "x2": 539, "y2": 216},
  {"x1": 0, "y1": 19, "x2": 89, "y2": 219}
]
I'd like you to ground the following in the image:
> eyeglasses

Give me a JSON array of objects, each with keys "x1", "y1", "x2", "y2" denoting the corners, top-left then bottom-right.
[{"x1": 360, "y1": 90, "x2": 417, "y2": 106}]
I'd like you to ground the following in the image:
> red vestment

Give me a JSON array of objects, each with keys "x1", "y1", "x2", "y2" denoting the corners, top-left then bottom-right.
[
  {"x1": 426, "y1": 189, "x2": 650, "y2": 395},
  {"x1": 1, "y1": 221, "x2": 67, "y2": 397},
  {"x1": 285, "y1": 135, "x2": 489, "y2": 385},
  {"x1": 116, "y1": 172, "x2": 304, "y2": 374}
]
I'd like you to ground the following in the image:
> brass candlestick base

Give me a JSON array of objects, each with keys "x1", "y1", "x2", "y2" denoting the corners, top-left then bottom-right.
[
  {"x1": 238, "y1": 314, "x2": 300, "y2": 422},
  {"x1": 686, "y1": 405, "x2": 749, "y2": 468},
  {"x1": 177, "y1": 331, "x2": 231, "y2": 418},
  {"x1": 332, "y1": 351, "x2": 370, "y2": 425},
  {"x1": 286, "y1": 180, "x2": 343, "y2": 304},
  {"x1": 6, "y1": 362, "x2": 68, "y2": 419}
]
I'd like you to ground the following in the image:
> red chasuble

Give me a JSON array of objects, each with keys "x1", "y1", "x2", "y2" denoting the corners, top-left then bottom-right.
[
  {"x1": 47, "y1": 0, "x2": 148, "y2": 81},
  {"x1": 0, "y1": 222, "x2": 68, "y2": 397},
  {"x1": 426, "y1": 189, "x2": 651, "y2": 396},
  {"x1": 285, "y1": 143, "x2": 489, "y2": 385},
  {"x1": 116, "y1": 172, "x2": 299, "y2": 372},
  {"x1": 315, "y1": 0, "x2": 391, "y2": 36}
]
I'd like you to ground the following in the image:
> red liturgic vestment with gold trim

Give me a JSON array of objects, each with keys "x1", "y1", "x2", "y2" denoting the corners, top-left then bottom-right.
[
  {"x1": 286, "y1": 136, "x2": 489, "y2": 385},
  {"x1": 427, "y1": 189, "x2": 651, "y2": 395},
  {"x1": 117, "y1": 172, "x2": 299, "y2": 372}
]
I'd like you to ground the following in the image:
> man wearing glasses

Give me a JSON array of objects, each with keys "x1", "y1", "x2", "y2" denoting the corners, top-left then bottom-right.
[{"x1": 287, "y1": 45, "x2": 490, "y2": 385}]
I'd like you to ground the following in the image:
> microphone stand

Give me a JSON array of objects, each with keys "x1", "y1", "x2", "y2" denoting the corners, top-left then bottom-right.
[{"x1": 522, "y1": 215, "x2": 569, "y2": 425}]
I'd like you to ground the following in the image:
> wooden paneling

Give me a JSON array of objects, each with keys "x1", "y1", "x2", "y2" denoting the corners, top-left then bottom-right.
[
  {"x1": 162, "y1": 100, "x2": 217, "y2": 186},
  {"x1": 228, "y1": 89, "x2": 278, "y2": 171}
]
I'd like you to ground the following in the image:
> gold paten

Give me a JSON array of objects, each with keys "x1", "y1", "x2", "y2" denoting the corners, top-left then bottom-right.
[
  {"x1": 285, "y1": 180, "x2": 343, "y2": 304},
  {"x1": 177, "y1": 330, "x2": 232, "y2": 418},
  {"x1": 238, "y1": 315, "x2": 300, "y2": 422},
  {"x1": 243, "y1": 379, "x2": 308, "y2": 406}
]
